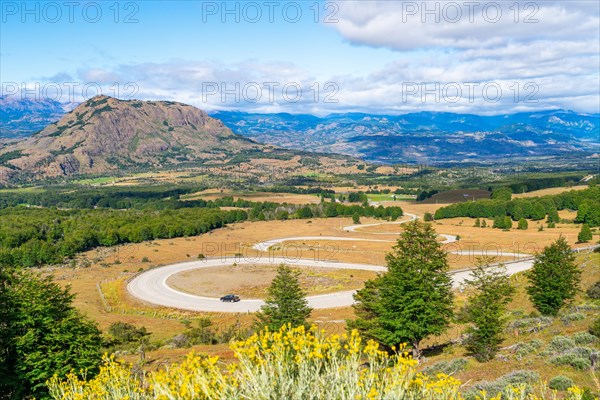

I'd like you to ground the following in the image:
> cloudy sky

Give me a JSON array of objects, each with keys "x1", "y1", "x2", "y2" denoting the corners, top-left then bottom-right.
[{"x1": 1, "y1": 1, "x2": 599, "y2": 115}]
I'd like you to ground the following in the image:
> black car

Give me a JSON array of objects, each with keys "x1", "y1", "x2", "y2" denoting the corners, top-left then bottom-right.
[{"x1": 220, "y1": 294, "x2": 240, "y2": 302}]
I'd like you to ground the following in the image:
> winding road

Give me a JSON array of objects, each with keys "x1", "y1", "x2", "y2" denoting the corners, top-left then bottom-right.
[{"x1": 127, "y1": 213, "x2": 539, "y2": 313}]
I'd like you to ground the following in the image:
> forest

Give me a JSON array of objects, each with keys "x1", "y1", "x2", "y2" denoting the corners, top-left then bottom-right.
[
  {"x1": 0, "y1": 192, "x2": 403, "y2": 268},
  {"x1": 434, "y1": 186, "x2": 600, "y2": 226}
]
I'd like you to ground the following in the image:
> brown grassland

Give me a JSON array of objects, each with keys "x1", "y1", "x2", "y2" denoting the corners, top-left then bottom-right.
[
  {"x1": 166, "y1": 264, "x2": 377, "y2": 298},
  {"x1": 45, "y1": 195, "x2": 599, "y2": 387},
  {"x1": 512, "y1": 185, "x2": 589, "y2": 198}
]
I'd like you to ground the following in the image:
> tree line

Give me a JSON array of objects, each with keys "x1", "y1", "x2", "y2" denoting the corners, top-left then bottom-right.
[
  {"x1": 0, "y1": 199, "x2": 403, "y2": 268},
  {"x1": 0, "y1": 207, "x2": 248, "y2": 268},
  {"x1": 434, "y1": 186, "x2": 600, "y2": 226}
]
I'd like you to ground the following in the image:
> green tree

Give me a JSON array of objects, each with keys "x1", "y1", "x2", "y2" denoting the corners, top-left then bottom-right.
[
  {"x1": 474, "y1": 218, "x2": 481, "y2": 227},
  {"x1": 491, "y1": 187, "x2": 512, "y2": 201},
  {"x1": 547, "y1": 207, "x2": 560, "y2": 224},
  {"x1": 106, "y1": 322, "x2": 149, "y2": 347},
  {"x1": 352, "y1": 213, "x2": 361, "y2": 224},
  {"x1": 530, "y1": 202, "x2": 547, "y2": 220},
  {"x1": 348, "y1": 221, "x2": 454, "y2": 358},
  {"x1": 462, "y1": 258, "x2": 515, "y2": 362},
  {"x1": 517, "y1": 218, "x2": 528, "y2": 230},
  {"x1": 297, "y1": 206, "x2": 314, "y2": 219},
  {"x1": 275, "y1": 210, "x2": 289, "y2": 220},
  {"x1": 424, "y1": 212, "x2": 434, "y2": 222},
  {"x1": 255, "y1": 265, "x2": 312, "y2": 331},
  {"x1": 578, "y1": 224, "x2": 593, "y2": 243},
  {"x1": 511, "y1": 205, "x2": 524, "y2": 221},
  {"x1": 526, "y1": 237, "x2": 580, "y2": 316},
  {"x1": 481, "y1": 219, "x2": 487, "y2": 228},
  {"x1": 0, "y1": 268, "x2": 102, "y2": 399}
]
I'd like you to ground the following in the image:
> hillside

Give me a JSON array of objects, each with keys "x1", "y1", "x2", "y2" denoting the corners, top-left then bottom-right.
[
  {"x1": 0, "y1": 96, "x2": 354, "y2": 183},
  {"x1": 212, "y1": 110, "x2": 600, "y2": 164}
]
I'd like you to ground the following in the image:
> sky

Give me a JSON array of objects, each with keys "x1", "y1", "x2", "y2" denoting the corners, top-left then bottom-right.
[{"x1": 1, "y1": 0, "x2": 599, "y2": 115}]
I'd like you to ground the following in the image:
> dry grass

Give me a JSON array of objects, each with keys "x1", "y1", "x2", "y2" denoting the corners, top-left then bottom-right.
[
  {"x1": 182, "y1": 190, "x2": 321, "y2": 205},
  {"x1": 166, "y1": 264, "x2": 377, "y2": 298},
  {"x1": 422, "y1": 253, "x2": 600, "y2": 392},
  {"x1": 512, "y1": 185, "x2": 589, "y2": 198},
  {"x1": 51, "y1": 197, "x2": 598, "y2": 384}
]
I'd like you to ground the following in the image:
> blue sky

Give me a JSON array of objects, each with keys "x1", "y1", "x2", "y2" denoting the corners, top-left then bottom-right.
[{"x1": 1, "y1": 1, "x2": 599, "y2": 115}]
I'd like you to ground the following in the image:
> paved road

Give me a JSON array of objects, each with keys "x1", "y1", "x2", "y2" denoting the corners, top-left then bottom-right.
[
  {"x1": 126, "y1": 255, "x2": 539, "y2": 313},
  {"x1": 127, "y1": 257, "x2": 387, "y2": 313},
  {"x1": 126, "y1": 215, "x2": 539, "y2": 313}
]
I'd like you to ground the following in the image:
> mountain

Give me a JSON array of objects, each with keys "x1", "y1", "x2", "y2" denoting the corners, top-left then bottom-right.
[
  {"x1": 212, "y1": 110, "x2": 600, "y2": 164},
  {"x1": 0, "y1": 96, "x2": 73, "y2": 138},
  {"x1": 0, "y1": 96, "x2": 351, "y2": 183},
  {"x1": 3, "y1": 97, "x2": 598, "y2": 165}
]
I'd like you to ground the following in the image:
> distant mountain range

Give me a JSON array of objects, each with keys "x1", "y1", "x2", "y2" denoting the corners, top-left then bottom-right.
[
  {"x1": 0, "y1": 96, "x2": 77, "y2": 139},
  {"x1": 0, "y1": 96, "x2": 353, "y2": 182},
  {"x1": 212, "y1": 110, "x2": 599, "y2": 164},
  {"x1": 1, "y1": 97, "x2": 598, "y2": 165}
]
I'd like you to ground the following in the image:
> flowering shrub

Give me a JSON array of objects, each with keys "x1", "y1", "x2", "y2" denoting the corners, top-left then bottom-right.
[{"x1": 48, "y1": 325, "x2": 584, "y2": 400}]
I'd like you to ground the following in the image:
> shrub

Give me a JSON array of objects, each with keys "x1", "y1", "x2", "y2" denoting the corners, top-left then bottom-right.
[
  {"x1": 573, "y1": 331, "x2": 598, "y2": 345},
  {"x1": 169, "y1": 334, "x2": 190, "y2": 348},
  {"x1": 465, "y1": 370, "x2": 540, "y2": 400},
  {"x1": 47, "y1": 326, "x2": 589, "y2": 400},
  {"x1": 141, "y1": 257, "x2": 150, "y2": 263},
  {"x1": 551, "y1": 352, "x2": 592, "y2": 370},
  {"x1": 589, "y1": 317, "x2": 600, "y2": 337},
  {"x1": 578, "y1": 224, "x2": 593, "y2": 243},
  {"x1": 49, "y1": 326, "x2": 465, "y2": 400},
  {"x1": 586, "y1": 281, "x2": 600, "y2": 299},
  {"x1": 508, "y1": 316, "x2": 553, "y2": 332},
  {"x1": 106, "y1": 322, "x2": 149, "y2": 349},
  {"x1": 423, "y1": 358, "x2": 468, "y2": 376},
  {"x1": 513, "y1": 339, "x2": 544, "y2": 358},
  {"x1": 518, "y1": 218, "x2": 528, "y2": 230},
  {"x1": 548, "y1": 375, "x2": 574, "y2": 391},
  {"x1": 560, "y1": 312, "x2": 586, "y2": 325},
  {"x1": 197, "y1": 253, "x2": 206, "y2": 260},
  {"x1": 548, "y1": 336, "x2": 576, "y2": 352}
]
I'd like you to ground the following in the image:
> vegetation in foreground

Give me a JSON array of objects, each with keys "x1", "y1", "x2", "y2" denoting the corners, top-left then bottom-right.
[
  {"x1": 349, "y1": 221, "x2": 454, "y2": 358},
  {"x1": 47, "y1": 324, "x2": 588, "y2": 400}
]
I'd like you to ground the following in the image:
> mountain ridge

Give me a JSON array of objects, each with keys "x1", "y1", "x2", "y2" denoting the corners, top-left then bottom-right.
[
  {"x1": 211, "y1": 109, "x2": 599, "y2": 164},
  {"x1": 0, "y1": 96, "x2": 275, "y2": 182},
  {"x1": 1, "y1": 97, "x2": 598, "y2": 165}
]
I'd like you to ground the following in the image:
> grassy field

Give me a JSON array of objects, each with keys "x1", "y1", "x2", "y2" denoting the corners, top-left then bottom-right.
[
  {"x1": 366, "y1": 193, "x2": 416, "y2": 202},
  {"x1": 182, "y1": 189, "x2": 322, "y2": 204},
  {"x1": 167, "y1": 264, "x2": 377, "y2": 298},
  {"x1": 42, "y1": 195, "x2": 598, "y2": 392},
  {"x1": 512, "y1": 185, "x2": 589, "y2": 198},
  {"x1": 57, "y1": 201, "x2": 595, "y2": 329},
  {"x1": 115, "y1": 253, "x2": 600, "y2": 392}
]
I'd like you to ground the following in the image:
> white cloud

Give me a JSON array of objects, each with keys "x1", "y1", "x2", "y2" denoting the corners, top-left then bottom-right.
[
  {"x1": 22, "y1": 0, "x2": 600, "y2": 115},
  {"x1": 332, "y1": 1, "x2": 598, "y2": 51}
]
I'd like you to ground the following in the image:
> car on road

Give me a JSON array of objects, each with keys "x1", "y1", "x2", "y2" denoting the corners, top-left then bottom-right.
[{"x1": 220, "y1": 294, "x2": 240, "y2": 302}]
